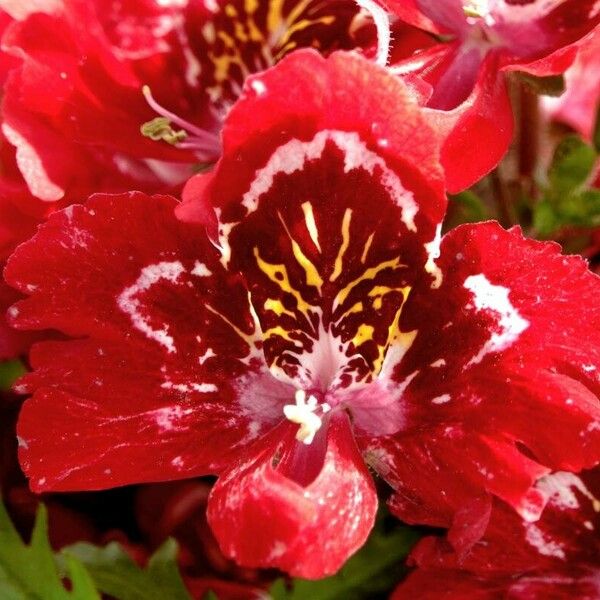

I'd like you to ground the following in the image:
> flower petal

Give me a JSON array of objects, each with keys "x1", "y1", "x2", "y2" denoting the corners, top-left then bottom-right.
[
  {"x1": 5, "y1": 192, "x2": 285, "y2": 491},
  {"x1": 361, "y1": 222, "x2": 600, "y2": 526},
  {"x1": 207, "y1": 412, "x2": 377, "y2": 578}
]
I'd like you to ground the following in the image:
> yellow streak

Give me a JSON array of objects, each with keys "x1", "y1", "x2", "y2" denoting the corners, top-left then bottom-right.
[
  {"x1": 278, "y1": 213, "x2": 323, "y2": 293},
  {"x1": 330, "y1": 209, "x2": 352, "y2": 282},
  {"x1": 373, "y1": 287, "x2": 412, "y2": 374},
  {"x1": 205, "y1": 304, "x2": 257, "y2": 348},
  {"x1": 301, "y1": 202, "x2": 321, "y2": 252},
  {"x1": 253, "y1": 248, "x2": 314, "y2": 320},
  {"x1": 264, "y1": 298, "x2": 296, "y2": 319},
  {"x1": 334, "y1": 257, "x2": 405, "y2": 310},
  {"x1": 361, "y1": 232, "x2": 375, "y2": 264},
  {"x1": 263, "y1": 326, "x2": 302, "y2": 346},
  {"x1": 338, "y1": 302, "x2": 363, "y2": 322},
  {"x1": 353, "y1": 324, "x2": 375, "y2": 347}
]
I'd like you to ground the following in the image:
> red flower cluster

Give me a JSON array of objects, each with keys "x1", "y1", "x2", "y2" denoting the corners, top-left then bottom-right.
[{"x1": 0, "y1": 0, "x2": 599, "y2": 594}]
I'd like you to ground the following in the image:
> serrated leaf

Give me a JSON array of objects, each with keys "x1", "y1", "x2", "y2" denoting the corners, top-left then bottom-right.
[
  {"x1": 0, "y1": 500, "x2": 100, "y2": 600},
  {"x1": 62, "y1": 538, "x2": 192, "y2": 600},
  {"x1": 269, "y1": 519, "x2": 419, "y2": 600}
]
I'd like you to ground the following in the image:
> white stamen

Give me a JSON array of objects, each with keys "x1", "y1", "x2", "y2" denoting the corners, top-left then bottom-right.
[{"x1": 283, "y1": 390, "x2": 327, "y2": 445}]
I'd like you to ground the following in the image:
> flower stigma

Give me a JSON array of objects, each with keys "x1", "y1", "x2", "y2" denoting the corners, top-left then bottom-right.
[{"x1": 283, "y1": 389, "x2": 332, "y2": 445}]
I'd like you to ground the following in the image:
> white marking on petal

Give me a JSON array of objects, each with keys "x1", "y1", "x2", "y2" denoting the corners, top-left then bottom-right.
[
  {"x1": 537, "y1": 472, "x2": 600, "y2": 511},
  {"x1": 424, "y1": 224, "x2": 443, "y2": 289},
  {"x1": 431, "y1": 394, "x2": 451, "y2": 404},
  {"x1": 525, "y1": 524, "x2": 566, "y2": 560},
  {"x1": 430, "y1": 358, "x2": 446, "y2": 368},
  {"x1": 250, "y1": 79, "x2": 267, "y2": 96},
  {"x1": 464, "y1": 274, "x2": 529, "y2": 366},
  {"x1": 239, "y1": 130, "x2": 418, "y2": 231},
  {"x1": 117, "y1": 261, "x2": 185, "y2": 353},
  {"x1": 160, "y1": 381, "x2": 218, "y2": 393},
  {"x1": 191, "y1": 261, "x2": 212, "y2": 277},
  {"x1": 152, "y1": 406, "x2": 193, "y2": 432}
]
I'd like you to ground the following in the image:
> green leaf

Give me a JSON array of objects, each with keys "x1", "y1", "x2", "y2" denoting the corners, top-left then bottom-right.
[
  {"x1": 62, "y1": 539, "x2": 192, "y2": 600},
  {"x1": 269, "y1": 518, "x2": 420, "y2": 600},
  {"x1": 0, "y1": 360, "x2": 26, "y2": 391},
  {"x1": 0, "y1": 500, "x2": 100, "y2": 600},
  {"x1": 547, "y1": 135, "x2": 596, "y2": 194},
  {"x1": 445, "y1": 190, "x2": 490, "y2": 230}
]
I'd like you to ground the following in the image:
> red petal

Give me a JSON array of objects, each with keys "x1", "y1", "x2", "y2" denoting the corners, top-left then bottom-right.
[
  {"x1": 363, "y1": 426, "x2": 548, "y2": 527},
  {"x1": 545, "y1": 31, "x2": 600, "y2": 141},
  {"x1": 358, "y1": 222, "x2": 600, "y2": 527},
  {"x1": 180, "y1": 49, "x2": 446, "y2": 235},
  {"x1": 397, "y1": 470, "x2": 600, "y2": 598},
  {"x1": 397, "y1": 223, "x2": 600, "y2": 468},
  {"x1": 430, "y1": 52, "x2": 514, "y2": 193},
  {"x1": 179, "y1": 50, "x2": 446, "y2": 388},
  {"x1": 207, "y1": 413, "x2": 377, "y2": 578},
  {"x1": 5, "y1": 193, "x2": 284, "y2": 491}
]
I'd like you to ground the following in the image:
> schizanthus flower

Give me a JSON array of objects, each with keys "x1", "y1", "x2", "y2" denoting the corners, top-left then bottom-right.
[
  {"x1": 5, "y1": 51, "x2": 600, "y2": 578},
  {"x1": 386, "y1": 0, "x2": 600, "y2": 191}
]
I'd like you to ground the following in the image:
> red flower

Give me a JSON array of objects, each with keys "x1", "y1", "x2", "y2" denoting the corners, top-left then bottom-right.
[
  {"x1": 393, "y1": 468, "x2": 600, "y2": 599},
  {"x1": 0, "y1": 0, "x2": 372, "y2": 204},
  {"x1": 545, "y1": 29, "x2": 600, "y2": 142},
  {"x1": 0, "y1": 0, "x2": 373, "y2": 357},
  {"x1": 386, "y1": 0, "x2": 600, "y2": 192},
  {"x1": 5, "y1": 51, "x2": 600, "y2": 578}
]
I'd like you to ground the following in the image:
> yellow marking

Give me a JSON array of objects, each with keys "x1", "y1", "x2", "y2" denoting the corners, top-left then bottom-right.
[
  {"x1": 245, "y1": 0, "x2": 259, "y2": 13},
  {"x1": 278, "y1": 213, "x2": 323, "y2": 293},
  {"x1": 263, "y1": 326, "x2": 302, "y2": 346},
  {"x1": 267, "y1": 0, "x2": 285, "y2": 35},
  {"x1": 353, "y1": 324, "x2": 375, "y2": 347},
  {"x1": 338, "y1": 302, "x2": 363, "y2": 322},
  {"x1": 368, "y1": 285, "x2": 407, "y2": 310},
  {"x1": 330, "y1": 209, "x2": 352, "y2": 282},
  {"x1": 373, "y1": 287, "x2": 412, "y2": 374},
  {"x1": 205, "y1": 304, "x2": 258, "y2": 348},
  {"x1": 277, "y1": 16, "x2": 335, "y2": 52},
  {"x1": 264, "y1": 298, "x2": 296, "y2": 319},
  {"x1": 301, "y1": 202, "x2": 321, "y2": 252},
  {"x1": 361, "y1": 233, "x2": 375, "y2": 264},
  {"x1": 334, "y1": 257, "x2": 405, "y2": 310},
  {"x1": 225, "y1": 4, "x2": 237, "y2": 17},
  {"x1": 254, "y1": 248, "x2": 314, "y2": 320}
]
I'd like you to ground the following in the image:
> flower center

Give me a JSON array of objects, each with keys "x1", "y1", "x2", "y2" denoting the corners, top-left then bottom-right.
[{"x1": 283, "y1": 389, "x2": 332, "y2": 445}]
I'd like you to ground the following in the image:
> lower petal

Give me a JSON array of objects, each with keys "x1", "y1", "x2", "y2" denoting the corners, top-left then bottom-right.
[{"x1": 207, "y1": 412, "x2": 377, "y2": 579}]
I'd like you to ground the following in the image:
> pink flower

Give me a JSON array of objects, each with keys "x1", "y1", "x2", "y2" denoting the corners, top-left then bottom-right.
[
  {"x1": 5, "y1": 51, "x2": 600, "y2": 578},
  {"x1": 386, "y1": 0, "x2": 600, "y2": 191},
  {"x1": 393, "y1": 468, "x2": 600, "y2": 599}
]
